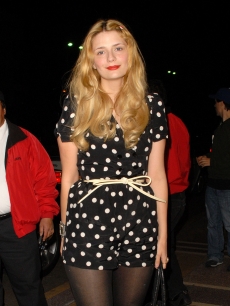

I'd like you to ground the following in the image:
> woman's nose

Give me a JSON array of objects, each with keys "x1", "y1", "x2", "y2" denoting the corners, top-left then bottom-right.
[{"x1": 108, "y1": 51, "x2": 116, "y2": 62}]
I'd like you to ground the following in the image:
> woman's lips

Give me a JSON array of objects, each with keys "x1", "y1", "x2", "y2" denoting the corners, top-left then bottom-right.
[{"x1": 106, "y1": 65, "x2": 120, "y2": 70}]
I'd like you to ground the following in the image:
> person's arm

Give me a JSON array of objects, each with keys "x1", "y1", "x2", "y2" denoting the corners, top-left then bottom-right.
[
  {"x1": 148, "y1": 139, "x2": 168, "y2": 269},
  {"x1": 25, "y1": 130, "x2": 59, "y2": 240},
  {"x1": 57, "y1": 137, "x2": 79, "y2": 250}
]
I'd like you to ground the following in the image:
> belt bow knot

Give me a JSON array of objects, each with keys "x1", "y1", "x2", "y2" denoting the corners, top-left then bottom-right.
[{"x1": 77, "y1": 175, "x2": 166, "y2": 204}]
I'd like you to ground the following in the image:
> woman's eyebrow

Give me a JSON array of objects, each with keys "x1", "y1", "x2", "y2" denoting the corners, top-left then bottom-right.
[{"x1": 94, "y1": 42, "x2": 125, "y2": 51}]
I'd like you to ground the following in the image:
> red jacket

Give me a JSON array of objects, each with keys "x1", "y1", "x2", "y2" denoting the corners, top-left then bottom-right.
[
  {"x1": 165, "y1": 113, "x2": 191, "y2": 195},
  {"x1": 5, "y1": 120, "x2": 59, "y2": 238}
]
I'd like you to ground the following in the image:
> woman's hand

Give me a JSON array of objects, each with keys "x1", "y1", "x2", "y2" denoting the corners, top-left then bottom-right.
[{"x1": 155, "y1": 238, "x2": 168, "y2": 269}]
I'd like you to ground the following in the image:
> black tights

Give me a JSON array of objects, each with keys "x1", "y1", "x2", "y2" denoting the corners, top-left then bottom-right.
[{"x1": 65, "y1": 265, "x2": 153, "y2": 306}]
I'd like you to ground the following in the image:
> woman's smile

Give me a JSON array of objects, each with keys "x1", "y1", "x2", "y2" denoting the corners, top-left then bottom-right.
[{"x1": 106, "y1": 65, "x2": 121, "y2": 70}]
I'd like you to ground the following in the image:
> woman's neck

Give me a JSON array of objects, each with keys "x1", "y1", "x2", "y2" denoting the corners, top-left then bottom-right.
[{"x1": 101, "y1": 79, "x2": 123, "y2": 103}]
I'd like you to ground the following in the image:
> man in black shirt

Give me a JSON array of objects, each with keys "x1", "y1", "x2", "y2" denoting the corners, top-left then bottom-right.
[{"x1": 197, "y1": 88, "x2": 230, "y2": 271}]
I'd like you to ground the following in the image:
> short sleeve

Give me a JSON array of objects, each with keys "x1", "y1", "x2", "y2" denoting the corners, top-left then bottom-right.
[
  {"x1": 147, "y1": 93, "x2": 168, "y2": 142},
  {"x1": 54, "y1": 96, "x2": 76, "y2": 142}
]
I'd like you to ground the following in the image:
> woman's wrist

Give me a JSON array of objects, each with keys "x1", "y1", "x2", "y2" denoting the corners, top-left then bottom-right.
[{"x1": 157, "y1": 235, "x2": 167, "y2": 245}]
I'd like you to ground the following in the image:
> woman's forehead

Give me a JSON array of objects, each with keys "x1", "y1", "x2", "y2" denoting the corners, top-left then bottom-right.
[{"x1": 92, "y1": 31, "x2": 126, "y2": 49}]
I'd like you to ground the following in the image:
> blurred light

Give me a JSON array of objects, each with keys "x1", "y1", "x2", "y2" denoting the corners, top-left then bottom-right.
[
  {"x1": 68, "y1": 42, "x2": 73, "y2": 47},
  {"x1": 79, "y1": 46, "x2": 83, "y2": 50},
  {"x1": 55, "y1": 171, "x2": 62, "y2": 184},
  {"x1": 167, "y1": 71, "x2": 177, "y2": 75}
]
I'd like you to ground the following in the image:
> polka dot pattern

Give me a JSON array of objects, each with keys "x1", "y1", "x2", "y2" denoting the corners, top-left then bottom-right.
[{"x1": 55, "y1": 94, "x2": 168, "y2": 270}]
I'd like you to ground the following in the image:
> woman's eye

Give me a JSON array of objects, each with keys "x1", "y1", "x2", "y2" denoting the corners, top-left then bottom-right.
[
  {"x1": 97, "y1": 50, "x2": 104, "y2": 55},
  {"x1": 115, "y1": 47, "x2": 123, "y2": 51}
]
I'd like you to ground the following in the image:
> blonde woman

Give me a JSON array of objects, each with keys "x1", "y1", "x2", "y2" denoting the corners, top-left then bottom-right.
[{"x1": 56, "y1": 19, "x2": 168, "y2": 306}]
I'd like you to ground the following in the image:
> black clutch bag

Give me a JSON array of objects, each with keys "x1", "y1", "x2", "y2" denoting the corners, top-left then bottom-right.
[{"x1": 145, "y1": 264, "x2": 166, "y2": 306}]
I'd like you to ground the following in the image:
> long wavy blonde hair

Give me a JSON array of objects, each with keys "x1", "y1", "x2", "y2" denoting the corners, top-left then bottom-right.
[{"x1": 69, "y1": 19, "x2": 149, "y2": 151}]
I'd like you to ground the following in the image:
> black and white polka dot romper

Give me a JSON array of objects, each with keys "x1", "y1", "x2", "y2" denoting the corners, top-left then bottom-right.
[{"x1": 55, "y1": 93, "x2": 168, "y2": 270}]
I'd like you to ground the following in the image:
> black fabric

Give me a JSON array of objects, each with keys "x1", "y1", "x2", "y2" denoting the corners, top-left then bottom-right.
[
  {"x1": 0, "y1": 217, "x2": 47, "y2": 306},
  {"x1": 207, "y1": 177, "x2": 230, "y2": 190},
  {"x1": 0, "y1": 213, "x2": 11, "y2": 220},
  {"x1": 65, "y1": 264, "x2": 153, "y2": 306},
  {"x1": 63, "y1": 180, "x2": 158, "y2": 269},
  {"x1": 166, "y1": 191, "x2": 187, "y2": 299},
  {"x1": 4, "y1": 119, "x2": 27, "y2": 168},
  {"x1": 208, "y1": 118, "x2": 230, "y2": 183}
]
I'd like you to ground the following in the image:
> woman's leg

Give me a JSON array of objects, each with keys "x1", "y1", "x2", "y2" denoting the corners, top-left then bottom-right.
[
  {"x1": 113, "y1": 265, "x2": 154, "y2": 306},
  {"x1": 65, "y1": 265, "x2": 113, "y2": 306}
]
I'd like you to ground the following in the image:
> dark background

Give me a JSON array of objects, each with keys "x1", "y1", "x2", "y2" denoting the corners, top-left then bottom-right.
[{"x1": 1, "y1": 1, "x2": 230, "y2": 155}]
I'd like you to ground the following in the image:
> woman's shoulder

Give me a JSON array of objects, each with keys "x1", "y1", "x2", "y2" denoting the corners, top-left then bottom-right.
[
  {"x1": 145, "y1": 93, "x2": 168, "y2": 140},
  {"x1": 146, "y1": 92, "x2": 162, "y2": 105},
  {"x1": 54, "y1": 95, "x2": 77, "y2": 141},
  {"x1": 61, "y1": 94, "x2": 77, "y2": 113},
  {"x1": 146, "y1": 92, "x2": 165, "y2": 114}
]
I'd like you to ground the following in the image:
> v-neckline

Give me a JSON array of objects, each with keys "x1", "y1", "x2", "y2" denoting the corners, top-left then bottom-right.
[{"x1": 111, "y1": 112, "x2": 121, "y2": 130}]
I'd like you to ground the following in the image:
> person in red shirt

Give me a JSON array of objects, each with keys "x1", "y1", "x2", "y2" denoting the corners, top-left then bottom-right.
[
  {"x1": 148, "y1": 80, "x2": 191, "y2": 306},
  {"x1": 165, "y1": 109, "x2": 191, "y2": 305},
  {"x1": 0, "y1": 91, "x2": 59, "y2": 306}
]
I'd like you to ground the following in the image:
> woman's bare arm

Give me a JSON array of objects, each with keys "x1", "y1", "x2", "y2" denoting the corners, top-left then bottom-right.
[
  {"x1": 57, "y1": 137, "x2": 79, "y2": 251},
  {"x1": 148, "y1": 139, "x2": 168, "y2": 268}
]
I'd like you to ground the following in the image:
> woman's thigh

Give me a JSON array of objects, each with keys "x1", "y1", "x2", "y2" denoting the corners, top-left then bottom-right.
[
  {"x1": 113, "y1": 265, "x2": 154, "y2": 306},
  {"x1": 65, "y1": 265, "x2": 113, "y2": 306}
]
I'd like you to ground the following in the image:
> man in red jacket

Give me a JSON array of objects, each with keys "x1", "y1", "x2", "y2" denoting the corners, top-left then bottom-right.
[
  {"x1": 165, "y1": 109, "x2": 191, "y2": 305},
  {"x1": 0, "y1": 91, "x2": 59, "y2": 306}
]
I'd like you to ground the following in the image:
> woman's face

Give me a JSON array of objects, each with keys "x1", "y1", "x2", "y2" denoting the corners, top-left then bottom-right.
[{"x1": 92, "y1": 30, "x2": 129, "y2": 84}]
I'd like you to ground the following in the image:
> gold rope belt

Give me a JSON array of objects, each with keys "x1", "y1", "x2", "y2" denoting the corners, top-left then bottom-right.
[{"x1": 77, "y1": 175, "x2": 166, "y2": 204}]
